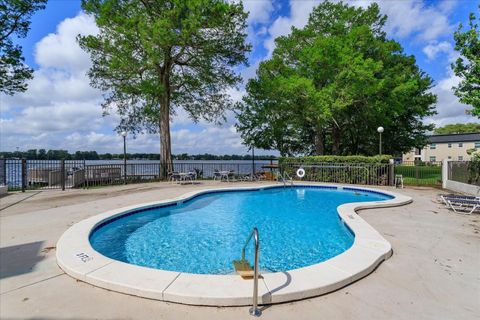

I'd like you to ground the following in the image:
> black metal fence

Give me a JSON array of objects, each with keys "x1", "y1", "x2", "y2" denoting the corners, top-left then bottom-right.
[
  {"x1": 448, "y1": 161, "x2": 480, "y2": 186},
  {"x1": 280, "y1": 162, "x2": 393, "y2": 186},
  {"x1": 2, "y1": 158, "x2": 449, "y2": 191},
  {"x1": 0, "y1": 159, "x2": 272, "y2": 191},
  {"x1": 394, "y1": 161, "x2": 442, "y2": 185}
]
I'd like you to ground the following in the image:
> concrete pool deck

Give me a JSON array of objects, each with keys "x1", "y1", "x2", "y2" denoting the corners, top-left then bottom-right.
[{"x1": 0, "y1": 181, "x2": 479, "y2": 319}]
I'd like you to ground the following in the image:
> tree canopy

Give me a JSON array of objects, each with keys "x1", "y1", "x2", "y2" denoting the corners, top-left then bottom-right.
[
  {"x1": 79, "y1": 0, "x2": 250, "y2": 177},
  {"x1": 236, "y1": 1, "x2": 436, "y2": 157},
  {"x1": 0, "y1": 0, "x2": 46, "y2": 95},
  {"x1": 452, "y1": 5, "x2": 480, "y2": 117},
  {"x1": 434, "y1": 123, "x2": 480, "y2": 135}
]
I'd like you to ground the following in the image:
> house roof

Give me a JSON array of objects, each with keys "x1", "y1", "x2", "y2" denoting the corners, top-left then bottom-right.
[{"x1": 428, "y1": 132, "x2": 480, "y2": 144}]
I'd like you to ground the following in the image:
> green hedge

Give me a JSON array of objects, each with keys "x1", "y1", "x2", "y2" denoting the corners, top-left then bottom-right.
[{"x1": 279, "y1": 155, "x2": 392, "y2": 164}]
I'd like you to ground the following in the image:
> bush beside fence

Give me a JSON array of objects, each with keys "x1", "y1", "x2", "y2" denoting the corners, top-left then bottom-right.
[{"x1": 448, "y1": 161, "x2": 480, "y2": 186}]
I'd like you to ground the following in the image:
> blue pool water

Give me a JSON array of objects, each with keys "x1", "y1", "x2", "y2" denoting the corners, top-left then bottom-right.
[{"x1": 90, "y1": 186, "x2": 392, "y2": 274}]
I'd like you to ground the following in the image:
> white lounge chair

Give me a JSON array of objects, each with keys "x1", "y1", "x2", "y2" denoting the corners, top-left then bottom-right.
[
  {"x1": 445, "y1": 198, "x2": 480, "y2": 214},
  {"x1": 440, "y1": 194, "x2": 480, "y2": 206}
]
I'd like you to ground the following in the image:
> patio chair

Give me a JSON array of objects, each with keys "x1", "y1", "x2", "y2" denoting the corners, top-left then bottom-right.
[
  {"x1": 213, "y1": 170, "x2": 222, "y2": 181},
  {"x1": 255, "y1": 172, "x2": 266, "y2": 181},
  {"x1": 238, "y1": 173, "x2": 255, "y2": 182},
  {"x1": 187, "y1": 171, "x2": 197, "y2": 180},
  {"x1": 227, "y1": 170, "x2": 237, "y2": 182},
  {"x1": 445, "y1": 198, "x2": 480, "y2": 214},
  {"x1": 168, "y1": 171, "x2": 181, "y2": 183}
]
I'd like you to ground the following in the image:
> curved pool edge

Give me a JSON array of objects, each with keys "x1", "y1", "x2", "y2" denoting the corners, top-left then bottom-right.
[{"x1": 56, "y1": 183, "x2": 412, "y2": 306}]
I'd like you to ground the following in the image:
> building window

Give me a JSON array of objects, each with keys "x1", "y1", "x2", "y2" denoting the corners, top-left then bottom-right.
[
  {"x1": 458, "y1": 143, "x2": 463, "y2": 147},
  {"x1": 429, "y1": 156, "x2": 436, "y2": 162},
  {"x1": 448, "y1": 143, "x2": 452, "y2": 148},
  {"x1": 458, "y1": 156, "x2": 463, "y2": 161},
  {"x1": 448, "y1": 156, "x2": 452, "y2": 159},
  {"x1": 475, "y1": 142, "x2": 480, "y2": 148},
  {"x1": 430, "y1": 144, "x2": 436, "y2": 150}
]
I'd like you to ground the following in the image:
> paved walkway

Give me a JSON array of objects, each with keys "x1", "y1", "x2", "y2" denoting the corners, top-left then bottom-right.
[{"x1": 0, "y1": 182, "x2": 478, "y2": 319}]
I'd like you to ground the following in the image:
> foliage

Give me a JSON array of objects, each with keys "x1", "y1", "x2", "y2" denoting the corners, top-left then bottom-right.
[
  {"x1": 279, "y1": 155, "x2": 392, "y2": 164},
  {"x1": 79, "y1": 0, "x2": 250, "y2": 177},
  {"x1": 0, "y1": 0, "x2": 46, "y2": 95},
  {"x1": 468, "y1": 150, "x2": 480, "y2": 185},
  {"x1": 236, "y1": 1, "x2": 436, "y2": 157},
  {"x1": 452, "y1": 6, "x2": 480, "y2": 117},
  {"x1": 434, "y1": 122, "x2": 480, "y2": 134}
]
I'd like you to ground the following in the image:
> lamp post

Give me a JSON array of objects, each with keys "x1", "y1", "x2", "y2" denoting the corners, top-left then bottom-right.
[
  {"x1": 251, "y1": 146, "x2": 255, "y2": 181},
  {"x1": 377, "y1": 126, "x2": 384, "y2": 155},
  {"x1": 121, "y1": 131, "x2": 127, "y2": 184}
]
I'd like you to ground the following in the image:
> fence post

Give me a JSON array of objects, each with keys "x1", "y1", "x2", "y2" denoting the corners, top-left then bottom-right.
[
  {"x1": 83, "y1": 160, "x2": 86, "y2": 189},
  {"x1": 0, "y1": 158, "x2": 6, "y2": 186},
  {"x1": 61, "y1": 159, "x2": 66, "y2": 191},
  {"x1": 389, "y1": 159, "x2": 394, "y2": 186},
  {"x1": 21, "y1": 159, "x2": 27, "y2": 192},
  {"x1": 442, "y1": 159, "x2": 448, "y2": 189},
  {"x1": 415, "y1": 165, "x2": 419, "y2": 184}
]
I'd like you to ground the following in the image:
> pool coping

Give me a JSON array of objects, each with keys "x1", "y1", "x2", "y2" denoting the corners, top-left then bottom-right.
[{"x1": 56, "y1": 183, "x2": 412, "y2": 306}]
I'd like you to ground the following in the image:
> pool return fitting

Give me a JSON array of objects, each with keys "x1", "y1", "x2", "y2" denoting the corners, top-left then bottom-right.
[{"x1": 233, "y1": 227, "x2": 261, "y2": 317}]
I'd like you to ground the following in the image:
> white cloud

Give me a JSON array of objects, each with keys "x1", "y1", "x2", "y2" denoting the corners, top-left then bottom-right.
[
  {"x1": 426, "y1": 70, "x2": 477, "y2": 127},
  {"x1": 0, "y1": 13, "x2": 112, "y2": 152},
  {"x1": 35, "y1": 13, "x2": 98, "y2": 72},
  {"x1": 243, "y1": 0, "x2": 274, "y2": 24},
  {"x1": 422, "y1": 41, "x2": 453, "y2": 60},
  {"x1": 376, "y1": 0, "x2": 454, "y2": 41}
]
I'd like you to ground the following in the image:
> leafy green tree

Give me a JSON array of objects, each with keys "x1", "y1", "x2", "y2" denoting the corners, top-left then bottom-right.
[
  {"x1": 79, "y1": 0, "x2": 250, "y2": 178},
  {"x1": 452, "y1": 6, "x2": 480, "y2": 117},
  {"x1": 434, "y1": 123, "x2": 480, "y2": 134},
  {"x1": 237, "y1": 1, "x2": 436, "y2": 156},
  {"x1": 0, "y1": 0, "x2": 46, "y2": 95}
]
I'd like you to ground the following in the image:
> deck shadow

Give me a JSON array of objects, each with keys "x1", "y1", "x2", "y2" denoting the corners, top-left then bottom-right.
[{"x1": 0, "y1": 241, "x2": 45, "y2": 279}]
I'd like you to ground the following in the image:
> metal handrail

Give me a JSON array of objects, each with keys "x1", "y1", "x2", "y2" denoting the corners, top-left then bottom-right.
[
  {"x1": 242, "y1": 227, "x2": 261, "y2": 317},
  {"x1": 276, "y1": 170, "x2": 293, "y2": 186}
]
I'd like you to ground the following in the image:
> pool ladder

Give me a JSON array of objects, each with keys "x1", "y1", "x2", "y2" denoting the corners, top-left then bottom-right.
[
  {"x1": 277, "y1": 171, "x2": 293, "y2": 187},
  {"x1": 233, "y1": 227, "x2": 261, "y2": 317}
]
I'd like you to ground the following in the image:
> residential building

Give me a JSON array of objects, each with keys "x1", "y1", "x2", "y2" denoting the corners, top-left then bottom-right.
[{"x1": 402, "y1": 133, "x2": 480, "y2": 162}]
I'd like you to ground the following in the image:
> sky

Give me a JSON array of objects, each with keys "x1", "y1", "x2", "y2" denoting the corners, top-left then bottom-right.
[{"x1": 0, "y1": 0, "x2": 479, "y2": 155}]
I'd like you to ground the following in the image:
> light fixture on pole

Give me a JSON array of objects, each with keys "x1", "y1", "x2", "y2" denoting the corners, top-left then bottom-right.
[
  {"x1": 251, "y1": 146, "x2": 255, "y2": 181},
  {"x1": 121, "y1": 131, "x2": 127, "y2": 184},
  {"x1": 377, "y1": 126, "x2": 384, "y2": 155}
]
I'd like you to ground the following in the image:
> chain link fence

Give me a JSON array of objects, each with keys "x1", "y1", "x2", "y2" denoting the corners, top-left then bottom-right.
[{"x1": 448, "y1": 161, "x2": 480, "y2": 186}]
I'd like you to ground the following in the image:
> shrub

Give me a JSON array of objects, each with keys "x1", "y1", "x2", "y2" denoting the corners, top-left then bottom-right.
[{"x1": 279, "y1": 155, "x2": 392, "y2": 164}]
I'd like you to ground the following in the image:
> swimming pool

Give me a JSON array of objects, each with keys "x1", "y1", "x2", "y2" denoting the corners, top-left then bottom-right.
[
  {"x1": 56, "y1": 183, "x2": 411, "y2": 306},
  {"x1": 90, "y1": 186, "x2": 392, "y2": 274}
]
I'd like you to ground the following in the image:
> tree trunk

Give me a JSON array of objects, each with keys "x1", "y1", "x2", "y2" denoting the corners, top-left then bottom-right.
[
  {"x1": 159, "y1": 95, "x2": 173, "y2": 179},
  {"x1": 314, "y1": 128, "x2": 324, "y2": 155},
  {"x1": 332, "y1": 124, "x2": 341, "y2": 155}
]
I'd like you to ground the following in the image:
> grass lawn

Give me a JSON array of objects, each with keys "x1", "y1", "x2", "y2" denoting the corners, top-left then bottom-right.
[{"x1": 395, "y1": 165, "x2": 442, "y2": 185}]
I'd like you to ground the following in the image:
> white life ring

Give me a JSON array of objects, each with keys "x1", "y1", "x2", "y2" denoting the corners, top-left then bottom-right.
[{"x1": 296, "y1": 168, "x2": 305, "y2": 178}]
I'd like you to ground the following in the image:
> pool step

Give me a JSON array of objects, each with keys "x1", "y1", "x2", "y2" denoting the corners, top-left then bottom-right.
[{"x1": 233, "y1": 259, "x2": 255, "y2": 279}]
